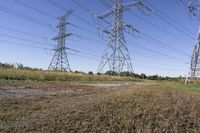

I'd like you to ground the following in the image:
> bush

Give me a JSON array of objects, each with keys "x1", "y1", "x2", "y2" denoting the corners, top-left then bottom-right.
[{"x1": 88, "y1": 71, "x2": 93, "y2": 75}]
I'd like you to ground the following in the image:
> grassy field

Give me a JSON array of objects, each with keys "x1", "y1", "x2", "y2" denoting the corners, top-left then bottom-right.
[
  {"x1": 0, "y1": 68, "x2": 134, "y2": 82},
  {"x1": 1, "y1": 80, "x2": 200, "y2": 132}
]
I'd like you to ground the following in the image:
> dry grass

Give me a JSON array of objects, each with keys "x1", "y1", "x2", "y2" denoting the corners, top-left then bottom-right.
[
  {"x1": 0, "y1": 68, "x2": 134, "y2": 82},
  {"x1": 0, "y1": 82, "x2": 200, "y2": 132}
]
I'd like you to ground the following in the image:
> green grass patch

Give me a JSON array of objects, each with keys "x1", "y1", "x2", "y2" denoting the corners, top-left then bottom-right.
[{"x1": 162, "y1": 82, "x2": 200, "y2": 92}]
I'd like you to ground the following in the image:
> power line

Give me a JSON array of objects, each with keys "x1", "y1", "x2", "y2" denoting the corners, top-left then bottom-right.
[
  {"x1": 143, "y1": 0, "x2": 195, "y2": 36},
  {"x1": 0, "y1": 33, "x2": 53, "y2": 47},
  {"x1": 127, "y1": 40, "x2": 186, "y2": 63},
  {"x1": 0, "y1": 4, "x2": 55, "y2": 30},
  {"x1": 13, "y1": 0, "x2": 56, "y2": 19},
  {"x1": 131, "y1": 12, "x2": 192, "y2": 45},
  {"x1": 92, "y1": 1, "x2": 191, "y2": 57},
  {"x1": 71, "y1": 40, "x2": 188, "y2": 65},
  {"x1": 71, "y1": 0, "x2": 91, "y2": 13},
  {"x1": 139, "y1": 32, "x2": 191, "y2": 57},
  {"x1": 77, "y1": 46, "x2": 187, "y2": 66},
  {"x1": 0, "y1": 29, "x2": 187, "y2": 66},
  {"x1": 0, "y1": 38, "x2": 186, "y2": 69},
  {"x1": 73, "y1": 52, "x2": 186, "y2": 69},
  {"x1": 45, "y1": 0, "x2": 98, "y2": 35},
  {"x1": 0, "y1": 26, "x2": 49, "y2": 39},
  {"x1": 71, "y1": 31, "x2": 104, "y2": 45},
  {"x1": 71, "y1": 0, "x2": 179, "y2": 73},
  {"x1": 15, "y1": 0, "x2": 96, "y2": 31},
  {"x1": 48, "y1": 0, "x2": 189, "y2": 61},
  {"x1": 44, "y1": 0, "x2": 101, "y2": 43},
  {"x1": 72, "y1": 13, "x2": 95, "y2": 26},
  {"x1": 0, "y1": 37, "x2": 186, "y2": 72},
  {"x1": 68, "y1": 0, "x2": 190, "y2": 61},
  {"x1": 72, "y1": 53, "x2": 187, "y2": 72},
  {"x1": 0, "y1": 38, "x2": 187, "y2": 73},
  {"x1": 0, "y1": 39, "x2": 52, "y2": 50},
  {"x1": 97, "y1": 0, "x2": 191, "y2": 59},
  {"x1": 13, "y1": 0, "x2": 99, "y2": 43},
  {"x1": 142, "y1": 0, "x2": 195, "y2": 40}
]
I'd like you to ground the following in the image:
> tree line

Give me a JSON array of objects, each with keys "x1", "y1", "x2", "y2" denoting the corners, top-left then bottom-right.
[{"x1": 0, "y1": 62, "x2": 182, "y2": 81}]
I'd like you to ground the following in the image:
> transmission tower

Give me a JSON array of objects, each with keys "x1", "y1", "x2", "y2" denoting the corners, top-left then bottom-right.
[
  {"x1": 97, "y1": 0, "x2": 150, "y2": 75},
  {"x1": 184, "y1": 1, "x2": 200, "y2": 83},
  {"x1": 48, "y1": 10, "x2": 73, "y2": 72}
]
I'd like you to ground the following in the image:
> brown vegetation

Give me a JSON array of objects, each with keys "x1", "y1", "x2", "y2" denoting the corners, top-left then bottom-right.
[{"x1": 0, "y1": 82, "x2": 200, "y2": 132}]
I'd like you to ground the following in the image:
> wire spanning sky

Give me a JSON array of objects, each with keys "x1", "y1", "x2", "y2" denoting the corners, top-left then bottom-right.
[{"x1": 0, "y1": 0, "x2": 199, "y2": 77}]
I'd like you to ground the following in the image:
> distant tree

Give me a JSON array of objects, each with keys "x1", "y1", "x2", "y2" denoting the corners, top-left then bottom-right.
[
  {"x1": 140, "y1": 73, "x2": 147, "y2": 79},
  {"x1": 0, "y1": 62, "x2": 15, "y2": 69},
  {"x1": 105, "y1": 71, "x2": 117, "y2": 76},
  {"x1": 120, "y1": 71, "x2": 131, "y2": 77},
  {"x1": 97, "y1": 72, "x2": 101, "y2": 75},
  {"x1": 148, "y1": 75, "x2": 159, "y2": 80},
  {"x1": 88, "y1": 71, "x2": 93, "y2": 75},
  {"x1": 74, "y1": 70, "x2": 86, "y2": 74},
  {"x1": 16, "y1": 63, "x2": 24, "y2": 69},
  {"x1": 74, "y1": 70, "x2": 79, "y2": 73},
  {"x1": 133, "y1": 73, "x2": 141, "y2": 78}
]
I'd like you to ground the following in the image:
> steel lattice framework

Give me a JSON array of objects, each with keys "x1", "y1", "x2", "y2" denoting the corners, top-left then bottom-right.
[
  {"x1": 48, "y1": 10, "x2": 73, "y2": 72},
  {"x1": 186, "y1": 27, "x2": 200, "y2": 82},
  {"x1": 185, "y1": 1, "x2": 200, "y2": 83},
  {"x1": 190, "y1": 28, "x2": 200, "y2": 78},
  {"x1": 97, "y1": 0, "x2": 149, "y2": 75}
]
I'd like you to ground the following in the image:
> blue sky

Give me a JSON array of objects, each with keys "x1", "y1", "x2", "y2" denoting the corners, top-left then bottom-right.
[{"x1": 0, "y1": 0, "x2": 199, "y2": 77}]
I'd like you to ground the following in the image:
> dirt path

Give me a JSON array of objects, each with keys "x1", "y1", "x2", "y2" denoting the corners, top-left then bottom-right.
[{"x1": 0, "y1": 81, "x2": 146, "y2": 98}]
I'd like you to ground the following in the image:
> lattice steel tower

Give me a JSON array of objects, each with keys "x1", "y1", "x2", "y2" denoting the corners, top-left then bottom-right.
[
  {"x1": 48, "y1": 10, "x2": 73, "y2": 71},
  {"x1": 185, "y1": 1, "x2": 200, "y2": 83},
  {"x1": 97, "y1": 0, "x2": 149, "y2": 75},
  {"x1": 189, "y1": 28, "x2": 200, "y2": 78}
]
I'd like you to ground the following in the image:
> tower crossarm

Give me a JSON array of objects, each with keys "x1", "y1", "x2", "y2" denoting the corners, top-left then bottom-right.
[
  {"x1": 52, "y1": 46, "x2": 78, "y2": 52},
  {"x1": 52, "y1": 33, "x2": 73, "y2": 40},
  {"x1": 98, "y1": 9, "x2": 115, "y2": 20},
  {"x1": 122, "y1": 1, "x2": 145, "y2": 12},
  {"x1": 98, "y1": 0, "x2": 150, "y2": 20},
  {"x1": 124, "y1": 23, "x2": 140, "y2": 36},
  {"x1": 187, "y1": 1, "x2": 200, "y2": 16}
]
